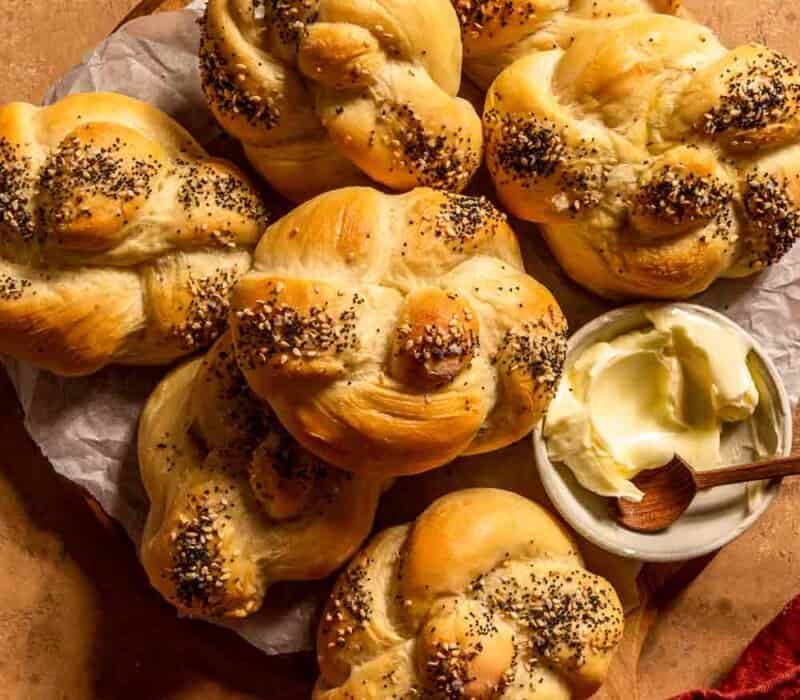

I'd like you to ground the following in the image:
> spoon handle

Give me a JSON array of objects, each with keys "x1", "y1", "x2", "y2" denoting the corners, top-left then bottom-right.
[{"x1": 692, "y1": 455, "x2": 800, "y2": 490}]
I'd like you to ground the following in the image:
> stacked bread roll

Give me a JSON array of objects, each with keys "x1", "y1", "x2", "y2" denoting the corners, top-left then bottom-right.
[
  {"x1": 228, "y1": 187, "x2": 567, "y2": 475},
  {"x1": 484, "y1": 13, "x2": 800, "y2": 298},
  {"x1": 0, "y1": 93, "x2": 267, "y2": 375},
  {"x1": 315, "y1": 490, "x2": 624, "y2": 700},
  {"x1": 138, "y1": 330, "x2": 384, "y2": 618},
  {"x1": 200, "y1": 0, "x2": 484, "y2": 201}
]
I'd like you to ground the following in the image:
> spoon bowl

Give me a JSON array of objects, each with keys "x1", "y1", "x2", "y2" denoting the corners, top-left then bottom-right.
[
  {"x1": 616, "y1": 455, "x2": 800, "y2": 533},
  {"x1": 616, "y1": 457, "x2": 696, "y2": 533},
  {"x1": 533, "y1": 302, "x2": 792, "y2": 562}
]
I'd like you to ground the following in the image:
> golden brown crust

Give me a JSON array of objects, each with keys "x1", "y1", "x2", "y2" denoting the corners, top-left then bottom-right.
[
  {"x1": 451, "y1": 0, "x2": 682, "y2": 90},
  {"x1": 228, "y1": 187, "x2": 567, "y2": 476},
  {"x1": 485, "y1": 15, "x2": 800, "y2": 300},
  {"x1": 200, "y1": 0, "x2": 483, "y2": 201},
  {"x1": 0, "y1": 92, "x2": 268, "y2": 375},
  {"x1": 138, "y1": 331, "x2": 383, "y2": 620},
  {"x1": 314, "y1": 489, "x2": 625, "y2": 699}
]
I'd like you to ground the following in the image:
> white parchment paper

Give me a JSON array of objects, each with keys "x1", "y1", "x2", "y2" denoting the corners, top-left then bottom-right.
[{"x1": 4, "y1": 0, "x2": 799, "y2": 655}]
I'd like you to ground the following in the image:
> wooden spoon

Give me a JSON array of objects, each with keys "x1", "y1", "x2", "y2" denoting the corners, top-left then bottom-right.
[{"x1": 616, "y1": 454, "x2": 800, "y2": 533}]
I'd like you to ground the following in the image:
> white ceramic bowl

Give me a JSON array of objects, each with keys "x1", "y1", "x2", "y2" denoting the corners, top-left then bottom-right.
[{"x1": 533, "y1": 303, "x2": 792, "y2": 563}]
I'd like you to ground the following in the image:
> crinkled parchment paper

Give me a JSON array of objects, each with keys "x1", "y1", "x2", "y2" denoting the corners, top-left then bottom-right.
[{"x1": 3, "y1": 0, "x2": 799, "y2": 655}]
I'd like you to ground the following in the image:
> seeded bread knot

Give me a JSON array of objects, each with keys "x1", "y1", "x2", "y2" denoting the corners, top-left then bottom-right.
[
  {"x1": 200, "y1": 0, "x2": 483, "y2": 202},
  {"x1": 485, "y1": 15, "x2": 800, "y2": 299},
  {"x1": 228, "y1": 187, "x2": 567, "y2": 477},
  {"x1": 314, "y1": 489, "x2": 625, "y2": 700},
  {"x1": 0, "y1": 92, "x2": 268, "y2": 375},
  {"x1": 451, "y1": 0, "x2": 681, "y2": 90},
  {"x1": 138, "y1": 331, "x2": 383, "y2": 619}
]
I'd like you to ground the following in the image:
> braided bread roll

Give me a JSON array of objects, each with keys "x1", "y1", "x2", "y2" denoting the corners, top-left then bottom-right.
[
  {"x1": 485, "y1": 14, "x2": 800, "y2": 300},
  {"x1": 228, "y1": 187, "x2": 567, "y2": 476},
  {"x1": 0, "y1": 92, "x2": 267, "y2": 376},
  {"x1": 200, "y1": 0, "x2": 483, "y2": 202},
  {"x1": 453, "y1": 0, "x2": 681, "y2": 90},
  {"x1": 315, "y1": 489, "x2": 625, "y2": 700},
  {"x1": 139, "y1": 330, "x2": 383, "y2": 619}
]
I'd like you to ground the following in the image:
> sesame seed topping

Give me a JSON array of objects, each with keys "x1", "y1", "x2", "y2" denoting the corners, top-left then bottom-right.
[
  {"x1": 487, "y1": 109, "x2": 611, "y2": 216},
  {"x1": 452, "y1": 0, "x2": 537, "y2": 44},
  {"x1": 0, "y1": 273, "x2": 31, "y2": 301},
  {"x1": 377, "y1": 101, "x2": 480, "y2": 192},
  {"x1": 434, "y1": 193, "x2": 506, "y2": 253},
  {"x1": 199, "y1": 1, "x2": 297, "y2": 131},
  {"x1": 200, "y1": 40, "x2": 281, "y2": 128},
  {"x1": 176, "y1": 159, "x2": 268, "y2": 230},
  {"x1": 166, "y1": 498, "x2": 232, "y2": 611},
  {"x1": 702, "y1": 51, "x2": 800, "y2": 136},
  {"x1": 235, "y1": 289, "x2": 362, "y2": 367},
  {"x1": 634, "y1": 166, "x2": 733, "y2": 225},
  {"x1": 556, "y1": 162, "x2": 608, "y2": 216},
  {"x1": 486, "y1": 109, "x2": 566, "y2": 182},
  {"x1": 171, "y1": 268, "x2": 242, "y2": 350},
  {"x1": 0, "y1": 137, "x2": 35, "y2": 240},
  {"x1": 743, "y1": 170, "x2": 800, "y2": 267},
  {"x1": 425, "y1": 639, "x2": 495, "y2": 699},
  {"x1": 319, "y1": 560, "x2": 374, "y2": 648},
  {"x1": 39, "y1": 134, "x2": 159, "y2": 233},
  {"x1": 475, "y1": 567, "x2": 623, "y2": 669},
  {"x1": 396, "y1": 317, "x2": 479, "y2": 367},
  {"x1": 495, "y1": 314, "x2": 567, "y2": 393},
  {"x1": 263, "y1": 0, "x2": 318, "y2": 45}
]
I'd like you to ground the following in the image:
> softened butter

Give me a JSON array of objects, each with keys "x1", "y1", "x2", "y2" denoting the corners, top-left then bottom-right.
[{"x1": 544, "y1": 307, "x2": 778, "y2": 502}]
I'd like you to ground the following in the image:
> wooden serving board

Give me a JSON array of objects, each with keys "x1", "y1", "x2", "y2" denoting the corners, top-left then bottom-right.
[{"x1": 1, "y1": 1, "x2": 799, "y2": 699}]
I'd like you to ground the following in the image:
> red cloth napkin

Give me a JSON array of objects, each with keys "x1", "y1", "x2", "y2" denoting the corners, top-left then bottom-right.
[{"x1": 667, "y1": 594, "x2": 800, "y2": 699}]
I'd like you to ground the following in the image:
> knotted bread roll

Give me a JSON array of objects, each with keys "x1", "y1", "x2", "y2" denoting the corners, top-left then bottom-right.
[
  {"x1": 314, "y1": 489, "x2": 625, "y2": 700},
  {"x1": 139, "y1": 330, "x2": 383, "y2": 619},
  {"x1": 0, "y1": 92, "x2": 268, "y2": 375},
  {"x1": 228, "y1": 187, "x2": 568, "y2": 476},
  {"x1": 452, "y1": 0, "x2": 681, "y2": 90},
  {"x1": 485, "y1": 14, "x2": 800, "y2": 299},
  {"x1": 200, "y1": 0, "x2": 483, "y2": 202}
]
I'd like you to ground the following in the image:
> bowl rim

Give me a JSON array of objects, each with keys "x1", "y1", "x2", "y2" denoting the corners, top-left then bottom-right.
[{"x1": 532, "y1": 301, "x2": 793, "y2": 563}]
